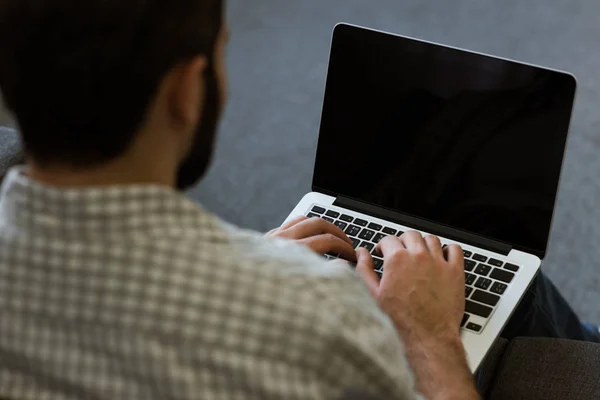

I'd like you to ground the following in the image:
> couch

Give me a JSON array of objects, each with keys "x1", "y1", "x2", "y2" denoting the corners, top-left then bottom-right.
[{"x1": 1, "y1": 126, "x2": 599, "y2": 399}]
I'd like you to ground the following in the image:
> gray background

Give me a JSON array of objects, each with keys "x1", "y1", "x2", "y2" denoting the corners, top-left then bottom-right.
[{"x1": 1, "y1": 0, "x2": 599, "y2": 322}]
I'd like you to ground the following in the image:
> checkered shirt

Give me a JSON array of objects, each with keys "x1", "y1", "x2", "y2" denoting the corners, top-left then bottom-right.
[{"x1": 0, "y1": 167, "x2": 419, "y2": 400}]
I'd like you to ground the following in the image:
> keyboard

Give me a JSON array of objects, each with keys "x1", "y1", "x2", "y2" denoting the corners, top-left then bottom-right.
[{"x1": 307, "y1": 204, "x2": 521, "y2": 334}]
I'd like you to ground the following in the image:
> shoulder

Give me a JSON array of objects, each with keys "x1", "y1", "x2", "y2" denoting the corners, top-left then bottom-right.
[
  {"x1": 222, "y1": 228, "x2": 418, "y2": 398},
  {"x1": 214, "y1": 219, "x2": 405, "y2": 350},
  {"x1": 180, "y1": 215, "x2": 383, "y2": 319},
  {"x1": 152, "y1": 214, "x2": 419, "y2": 397}
]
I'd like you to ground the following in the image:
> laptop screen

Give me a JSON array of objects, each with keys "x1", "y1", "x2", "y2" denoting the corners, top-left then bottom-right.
[{"x1": 313, "y1": 24, "x2": 576, "y2": 257}]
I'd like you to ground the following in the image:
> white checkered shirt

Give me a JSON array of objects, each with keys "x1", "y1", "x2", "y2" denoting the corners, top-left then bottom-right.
[{"x1": 0, "y1": 168, "x2": 419, "y2": 400}]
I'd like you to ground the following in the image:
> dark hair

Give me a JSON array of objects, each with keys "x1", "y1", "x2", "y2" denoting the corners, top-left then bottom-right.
[{"x1": 0, "y1": 0, "x2": 223, "y2": 167}]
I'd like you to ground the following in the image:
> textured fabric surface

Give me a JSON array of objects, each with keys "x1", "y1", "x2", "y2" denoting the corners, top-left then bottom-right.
[
  {"x1": 0, "y1": 168, "x2": 419, "y2": 399},
  {"x1": 488, "y1": 337, "x2": 600, "y2": 400},
  {"x1": 1, "y1": 1, "x2": 599, "y2": 319}
]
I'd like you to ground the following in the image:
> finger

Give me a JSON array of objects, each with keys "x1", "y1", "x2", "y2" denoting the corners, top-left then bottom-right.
[
  {"x1": 399, "y1": 231, "x2": 427, "y2": 253},
  {"x1": 445, "y1": 244, "x2": 464, "y2": 270},
  {"x1": 300, "y1": 234, "x2": 357, "y2": 261},
  {"x1": 355, "y1": 248, "x2": 379, "y2": 296},
  {"x1": 424, "y1": 235, "x2": 444, "y2": 259},
  {"x1": 285, "y1": 217, "x2": 352, "y2": 245},
  {"x1": 279, "y1": 215, "x2": 309, "y2": 230},
  {"x1": 266, "y1": 216, "x2": 308, "y2": 236},
  {"x1": 376, "y1": 235, "x2": 405, "y2": 258}
]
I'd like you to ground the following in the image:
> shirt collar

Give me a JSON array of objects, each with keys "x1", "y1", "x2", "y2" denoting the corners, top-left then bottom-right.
[{"x1": 0, "y1": 167, "x2": 215, "y2": 239}]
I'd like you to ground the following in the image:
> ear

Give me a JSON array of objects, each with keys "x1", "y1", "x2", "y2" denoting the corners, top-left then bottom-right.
[{"x1": 166, "y1": 55, "x2": 208, "y2": 131}]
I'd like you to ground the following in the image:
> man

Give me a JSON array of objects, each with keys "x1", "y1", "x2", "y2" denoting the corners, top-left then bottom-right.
[{"x1": 0, "y1": 1, "x2": 596, "y2": 399}]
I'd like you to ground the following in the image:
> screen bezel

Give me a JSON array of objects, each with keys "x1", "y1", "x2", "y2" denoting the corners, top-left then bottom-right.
[{"x1": 312, "y1": 23, "x2": 577, "y2": 259}]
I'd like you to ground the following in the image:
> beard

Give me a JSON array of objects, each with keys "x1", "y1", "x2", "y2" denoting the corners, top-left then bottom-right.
[{"x1": 176, "y1": 64, "x2": 222, "y2": 190}]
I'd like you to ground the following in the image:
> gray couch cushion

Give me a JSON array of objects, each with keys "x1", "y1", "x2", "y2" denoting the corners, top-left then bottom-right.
[
  {"x1": 488, "y1": 337, "x2": 600, "y2": 400},
  {"x1": 0, "y1": 127, "x2": 24, "y2": 180}
]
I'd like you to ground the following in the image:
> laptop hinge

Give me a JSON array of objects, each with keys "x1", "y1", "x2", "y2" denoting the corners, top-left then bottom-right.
[{"x1": 333, "y1": 196, "x2": 512, "y2": 256}]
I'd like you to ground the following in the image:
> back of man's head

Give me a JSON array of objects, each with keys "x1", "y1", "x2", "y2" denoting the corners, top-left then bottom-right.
[{"x1": 0, "y1": 0, "x2": 223, "y2": 168}]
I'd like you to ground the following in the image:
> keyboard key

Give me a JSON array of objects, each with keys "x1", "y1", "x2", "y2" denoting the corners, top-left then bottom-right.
[
  {"x1": 466, "y1": 322, "x2": 482, "y2": 332},
  {"x1": 307, "y1": 212, "x2": 320, "y2": 218},
  {"x1": 358, "y1": 229, "x2": 375, "y2": 241},
  {"x1": 359, "y1": 241, "x2": 374, "y2": 251},
  {"x1": 334, "y1": 221, "x2": 348, "y2": 231},
  {"x1": 376, "y1": 270, "x2": 383, "y2": 279},
  {"x1": 490, "y1": 268, "x2": 515, "y2": 284},
  {"x1": 504, "y1": 263, "x2": 519, "y2": 272},
  {"x1": 345, "y1": 225, "x2": 361, "y2": 237},
  {"x1": 490, "y1": 282, "x2": 508, "y2": 295},
  {"x1": 368, "y1": 222, "x2": 382, "y2": 231},
  {"x1": 355, "y1": 218, "x2": 368, "y2": 227},
  {"x1": 382, "y1": 227, "x2": 397, "y2": 235},
  {"x1": 471, "y1": 290, "x2": 500, "y2": 307},
  {"x1": 475, "y1": 277, "x2": 492, "y2": 290},
  {"x1": 465, "y1": 286, "x2": 473, "y2": 298},
  {"x1": 473, "y1": 253, "x2": 488, "y2": 262},
  {"x1": 465, "y1": 273, "x2": 476, "y2": 285},
  {"x1": 350, "y1": 238, "x2": 361, "y2": 249},
  {"x1": 339, "y1": 214, "x2": 354, "y2": 222},
  {"x1": 322, "y1": 217, "x2": 334, "y2": 223},
  {"x1": 311, "y1": 206, "x2": 326, "y2": 214},
  {"x1": 325, "y1": 210, "x2": 340, "y2": 218},
  {"x1": 489, "y1": 258, "x2": 504, "y2": 267},
  {"x1": 326, "y1": 252, "x2": 339, "y2": 258},
  {"x1": 464, "y1": 259, "x2": 476, "y2": 271},
  {"x1": 373, "y1": 258, "x2": 383, "y2": 270},
  {"x1": 465, "y1": 300, "x2": 493, "y2": 318},
  {"x1": 372, "y1": 233, "x2": 386, "y2": 244},
  {"x1": 396, "y1": 231, "x2": 404, "y2": 236},
  {"x1": 461, "y1": 314, "x2": 469, "y2": 327},
  {"x1": 474, "y1": 264, "x2": 492, "y2": 277},
  {"x1": 463, "y1": 250, "x2": 473, "y2": 258}
]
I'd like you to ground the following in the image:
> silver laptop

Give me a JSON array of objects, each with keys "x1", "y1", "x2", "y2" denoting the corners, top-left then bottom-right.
[{"x1": 284, "y1": 23, "x2": 577, "y2": 372}]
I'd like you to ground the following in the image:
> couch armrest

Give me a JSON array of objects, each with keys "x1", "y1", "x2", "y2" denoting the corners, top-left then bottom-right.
[
  {"x1": 0, "y1": 127, "x2": 24, "y2": 181},
  {"x1": 487, "y1": 337, "x2": 600, "y2": 400}
]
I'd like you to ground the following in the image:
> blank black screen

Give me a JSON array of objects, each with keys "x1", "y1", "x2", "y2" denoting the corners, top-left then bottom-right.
[{"x1": 313, "y1": 24, "x2": 576, "y2": 257}]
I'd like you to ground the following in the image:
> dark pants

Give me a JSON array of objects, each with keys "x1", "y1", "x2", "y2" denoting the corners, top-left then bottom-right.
[{"x1": 500, "y1": 272, "x2": 598, "y2": 342}]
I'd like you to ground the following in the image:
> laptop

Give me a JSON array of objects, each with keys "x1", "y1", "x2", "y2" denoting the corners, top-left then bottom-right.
[{"x1": 283, "y1": 23, "x2": 577, "y2": 372}]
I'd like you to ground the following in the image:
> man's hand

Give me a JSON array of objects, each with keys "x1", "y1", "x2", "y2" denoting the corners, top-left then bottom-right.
[
  {"x1": 266, "y1": 216, "x2": 356, "y2": 261},
  {"x1": 357, "y1": 231, "x2": 465, "y2": 341},
  {"x1": 354, "y1": 231, "x2": 479, "y2": 400}
]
